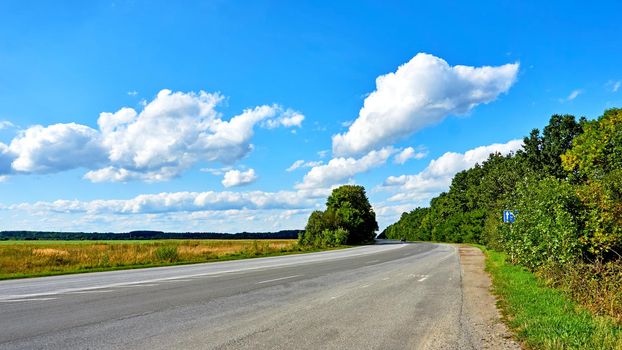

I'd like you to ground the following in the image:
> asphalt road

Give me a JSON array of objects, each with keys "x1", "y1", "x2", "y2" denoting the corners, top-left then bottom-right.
[{"x1": 0, "y1": 242, "x2": 476, "y2": 349}]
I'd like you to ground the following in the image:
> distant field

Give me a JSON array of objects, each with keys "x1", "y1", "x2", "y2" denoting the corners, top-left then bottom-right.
[{"x1": 0, "y1": 239, "x2": 303, "y2": 279}]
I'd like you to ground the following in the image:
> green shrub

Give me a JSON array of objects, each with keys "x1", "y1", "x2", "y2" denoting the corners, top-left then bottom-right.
[
  {"x1": 155, "y1": 246, "x2": 179, "y2": 262},
  {"x1": 503, "y1": 176, "x2": 583, "y2": 269}
]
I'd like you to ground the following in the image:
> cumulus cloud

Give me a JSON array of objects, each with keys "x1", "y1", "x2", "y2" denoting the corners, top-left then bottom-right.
[
  {"x1": 332, "y1": 53, "x2": 519, "y2": 156},
  {"x1": 296, "y1": 147, "x2": 395, "y2": 190},
  {"x1": 381, "y1": 139, "x2": 523, "y2": 204},
  {"x1": 0, "y1": 89, "x2": 303, "y2": 182},
  {"x1": 393, "y1": 146, "x2": 428, "y2": 164},
  {"x1": 0, "y1": 143, "x2": 14, "y2": 175},
  {"x1": 286, "y1": 159, "x2": 323, "y2": 172},
  {"x1": 221, "y1": 169, "x2": 258, "y2": 188}
]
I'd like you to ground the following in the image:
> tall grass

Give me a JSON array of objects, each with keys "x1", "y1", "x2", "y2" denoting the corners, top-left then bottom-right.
[
  {"x1": 537, "y1": 261, "x2": 622, "y2": 323},
  {"x1": 0, "y1": 239, "x2": 303, "y2": 279},
  {"x1": 484, "y1": 248, "x2": 622, "y2": 349}
]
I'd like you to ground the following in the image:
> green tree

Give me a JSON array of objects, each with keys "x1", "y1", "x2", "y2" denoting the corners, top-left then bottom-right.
[
  {"x1": 299, "y1": 210, "x2": 329, "y2": 246},
  {"x1": 326, "y1": 185, "x2": 378, "y2": 244},
  {"x1": 518, "y1": 114, "x2": 584, "y2": 179},
  {"x1": 561, "y1": 108, "x2": 622, "y2": 259},
  {"x1": 299, "y1": 185, "x2": 378, "y2": 246}
]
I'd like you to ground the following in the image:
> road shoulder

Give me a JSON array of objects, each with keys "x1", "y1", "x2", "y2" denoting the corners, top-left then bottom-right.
[{"x1": 459, "y1": 245, "x2": 522, "y2": 350}]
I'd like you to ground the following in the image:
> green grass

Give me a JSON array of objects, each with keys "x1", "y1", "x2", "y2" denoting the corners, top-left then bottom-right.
[{"x1": 483, "y1": 248, "x2": 622, "y2": 349}]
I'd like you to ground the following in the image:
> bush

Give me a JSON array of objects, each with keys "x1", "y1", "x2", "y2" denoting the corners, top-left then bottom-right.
[
  {"x1": 155, "y1": 246, "x2": 179, "y2": 262},
  {"x1": 503, "y1": 176, "x2": 583, "y2": 269}
]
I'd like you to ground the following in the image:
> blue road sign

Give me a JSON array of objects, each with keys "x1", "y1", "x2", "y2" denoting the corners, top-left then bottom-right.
[{"x1": 503, "y1": 210, "x2": 515, "y2": 223}]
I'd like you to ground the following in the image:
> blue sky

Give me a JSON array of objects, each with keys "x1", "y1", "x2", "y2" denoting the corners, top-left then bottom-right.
[{"x1": 0, "y1": 1, "x2": 621, "y2": 232}]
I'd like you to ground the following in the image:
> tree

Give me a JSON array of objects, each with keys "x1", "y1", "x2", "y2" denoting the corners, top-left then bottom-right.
[
  {"x1": 518, "y1": 114, "x2": 584, "y2": 179},
  {"x1": 298, "y1": 185, "x2": 378, "y2": 246},
  {"x1": 561, "y1": 108, "x2": 622, "y2": 259},
  {"x1": 326, "y1": 185, "x2": 378, "y2": 244},
  {"x1": 300, "y1": 211, "x2": 329, "y2": 246}
]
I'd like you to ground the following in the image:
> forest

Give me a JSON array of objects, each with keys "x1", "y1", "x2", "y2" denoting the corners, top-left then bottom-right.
[{"x1": 381, "y1": 108, "x2": 622, "y2": 321}]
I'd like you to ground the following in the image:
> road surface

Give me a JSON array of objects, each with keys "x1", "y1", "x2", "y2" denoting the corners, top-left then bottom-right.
[{"x1": 0, "y1": 242, "x2": 487, "y2": 349}]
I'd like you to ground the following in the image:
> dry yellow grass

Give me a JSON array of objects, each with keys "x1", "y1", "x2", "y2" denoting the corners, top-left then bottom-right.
[{"x1": 0, "y1": 239, "x2": 300, "y2": 279}]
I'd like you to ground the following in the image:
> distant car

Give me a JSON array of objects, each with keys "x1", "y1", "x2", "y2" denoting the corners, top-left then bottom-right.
[{"x1": 400, "y1": 238, "x2": 406, "y2": 242}]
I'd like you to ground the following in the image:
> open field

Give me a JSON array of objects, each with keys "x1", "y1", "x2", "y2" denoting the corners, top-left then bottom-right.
[{"x1": 0, "y1": 239, "x2": 310, "y2": 280}]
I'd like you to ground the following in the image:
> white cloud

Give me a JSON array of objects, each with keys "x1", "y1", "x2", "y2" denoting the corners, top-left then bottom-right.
[
  {"x1": 262, "y1": 110, "x2": 304, "y2": 129},
  {"x1": 6, "y1": 190, "x2": 319, "y2": 215},
  {"x1": 0, "y1": 207, "x2": 315, "y2": 233},
  {"x1": 221, "y1": 168, "x2": 258, "y2": 188},
  {"x1": 286, "y1": 160, "x2": 305, "y2": 172},
  {"x1": 393, "y1": 146, "x2": 428, "y2": 164},
  {"x1": 0, "y1": 143, "x2": 14, "y2": 175},
  {"x1": 200, "y1": 166, "x2": 234, "y2": 176},
  {"x1": 127, "y1": 90, "x2": 138, "y2": 96},
  {"x1": 607, "y1": 80, "x2": 621, "y2": 93},
  {"x1": 332, "y1": 53, "x2": 519, "y2": 156},
  {"x1": 381, "y1": 139, "x2": 523, "y2": 204},
  {"x1": 9, "y1": 123, "x2": 108, "y2": 174},
  {"x1": 296, "y1": 147, "x2": 395, "y2": 190},
  {"x1": 84, "y1": 166, "x2": 182, "y2": 183},
  {"x1": 0, "y1": 121, "x2": 15, "y2": 130},
  {"x1": 286, "y1": 159, "x2": 323, "y2": 172},
  {"x1": 0, "y1": 89, "x2": 303, "y2": 181},
  {"x1": 317, "y1": 150, "x2": 329, "y2": 158},
  {"x1": 561, "y1": 89, "x2": 583, "y2": 102}
]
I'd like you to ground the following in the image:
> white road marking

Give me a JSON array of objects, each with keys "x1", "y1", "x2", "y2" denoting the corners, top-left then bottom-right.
[
  {"x1": 162, "y1": 279, "x2": 195, "y2": 282},
  {"x1": 116, "y1": 283, "x2": 159, "y2": 288},
  {"x1": 68, "y1": 290, "x2": 113, "y2": 294},
  {"x1": 360, "y1": 284, "x2": 370, "y2": 288},
  {"x1": 256, "y1": 275, "x2": 302, "y2": 285},
  {"x1": 382, "y1": 277, "x2": 390, "y2": 281},
  {"x1": 0, "y1": 297, "x2": 57, "y2": 303},
  {"x1": 418, "y1": 276, "x2": 428, "y2": 282}
]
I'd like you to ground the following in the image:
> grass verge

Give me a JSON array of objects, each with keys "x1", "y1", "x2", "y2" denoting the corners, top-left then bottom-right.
[
  {"x1": 483, "y1": 248, "x2": 622, "y2": 349},
  {"x1": 0, "y1": 240, "x2": 347, "y2": 280}
]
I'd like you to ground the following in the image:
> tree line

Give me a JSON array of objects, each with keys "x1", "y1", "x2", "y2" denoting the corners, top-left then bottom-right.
[
  {"x1": 0, "y1": 230, "x2": 302, "y2": 241},
  {"x1": 382, "y1": 108, "x2": 622, "y2": 268}
]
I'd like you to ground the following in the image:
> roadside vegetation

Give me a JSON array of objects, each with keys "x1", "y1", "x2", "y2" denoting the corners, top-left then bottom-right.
[
  {"x1": 485, "y1": 248, "x2": 622, "y2": 349},
  {"x1": 0, "y1": 239, "x2": 317, "y2": 279},
  {"x1": 381, "y1": 108, "x2": 622, "y2": 344},
  {"x1": 298, "y1": 185, "x2": 378, "y2": 247}
]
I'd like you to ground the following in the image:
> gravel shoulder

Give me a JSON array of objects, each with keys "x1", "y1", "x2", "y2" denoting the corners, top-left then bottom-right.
[{"x1": 458, "y1": 246, "x2": 522, "y2": 350}]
